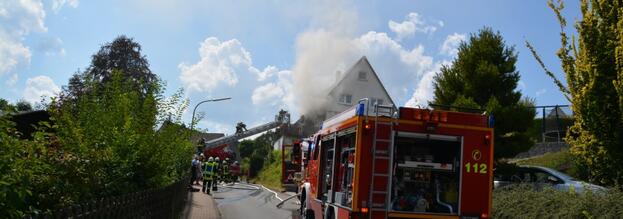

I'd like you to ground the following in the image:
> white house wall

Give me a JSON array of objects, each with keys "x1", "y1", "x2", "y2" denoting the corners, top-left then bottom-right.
[{"x1": 326, "y1": 57, "x2": 395, "y2": 119}]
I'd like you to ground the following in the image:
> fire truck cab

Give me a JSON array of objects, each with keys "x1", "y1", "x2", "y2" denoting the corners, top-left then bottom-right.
[{"x1": 300, "y1": 101, "x2": 494, "y2": 219}]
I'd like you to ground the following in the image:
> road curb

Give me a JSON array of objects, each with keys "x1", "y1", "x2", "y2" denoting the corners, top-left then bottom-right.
[{"x1": 210, "y1": 194, "x2": 222, "y2": 219}]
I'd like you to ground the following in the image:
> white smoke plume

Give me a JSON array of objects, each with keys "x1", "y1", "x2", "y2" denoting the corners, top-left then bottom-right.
[{"x1": 290, "y1": 0, "x2": 361, "y2": 117}]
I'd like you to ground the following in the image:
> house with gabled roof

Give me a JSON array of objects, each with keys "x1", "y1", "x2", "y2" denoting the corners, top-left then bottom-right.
[
  {"x1": 280, "y1": 56, "x2": 396, "y2": 139},
  {"x1": 325, "y1": 56, "x2": 396, "y2": 119}
]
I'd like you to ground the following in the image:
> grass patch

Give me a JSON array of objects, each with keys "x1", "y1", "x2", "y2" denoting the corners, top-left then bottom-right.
[{"x1": 254, "y1": 150, "x2": 283, "y2": 192}]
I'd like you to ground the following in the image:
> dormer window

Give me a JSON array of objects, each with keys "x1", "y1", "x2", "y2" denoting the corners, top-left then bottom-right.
[{"x1": 358, "y1": 71, "x2": 367, "y2": 81}]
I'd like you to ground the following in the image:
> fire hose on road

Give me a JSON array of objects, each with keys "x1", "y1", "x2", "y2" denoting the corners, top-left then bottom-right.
[{"x1": 218, "y1": 182, "x2": 301, "y2": 208}]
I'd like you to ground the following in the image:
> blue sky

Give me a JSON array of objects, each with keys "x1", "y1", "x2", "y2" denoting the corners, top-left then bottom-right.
[{"x1": 1, "y1": 0, "x2": 580, "y2": 134}]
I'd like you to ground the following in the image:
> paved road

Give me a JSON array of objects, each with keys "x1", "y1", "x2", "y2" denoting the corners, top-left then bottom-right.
[{"x1": 213, "y1": 182, "x2": 302, "y2": 219}]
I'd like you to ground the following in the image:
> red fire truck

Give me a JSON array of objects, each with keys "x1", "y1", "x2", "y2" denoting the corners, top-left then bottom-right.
[
  {"x1": 203, "y1": 144, "x2": 235, "y2": 161},
  {"x1": 299, "y1": 101, "x2": 494, "y2": 219},
  {"x1": 282, "y1": 140, "x2": 305, "y2": 191}
]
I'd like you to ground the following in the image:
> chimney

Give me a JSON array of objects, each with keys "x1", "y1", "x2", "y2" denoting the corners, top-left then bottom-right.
[{"x1": 335, "y1": 70, "x2": 342, "y2": 83}]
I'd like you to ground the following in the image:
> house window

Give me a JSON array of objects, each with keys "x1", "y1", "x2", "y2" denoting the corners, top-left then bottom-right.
[
  {"x1": 339, "y1": 94, "x2": 353, "y2": 104},
  {"x1": 371, "y1": 98, "x2": 384, "y2": 106},
  {"x1": 358, "y1": 71, "x2": 367, "y2": 81}
]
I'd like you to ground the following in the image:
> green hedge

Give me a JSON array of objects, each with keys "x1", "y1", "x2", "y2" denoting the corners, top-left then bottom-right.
[{"x1": 493, "y1": 185, "x2": 623, "y2": 218}]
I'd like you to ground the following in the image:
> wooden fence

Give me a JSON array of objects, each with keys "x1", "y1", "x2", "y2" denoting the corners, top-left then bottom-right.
[{"x1": 24, "y1": 177, "x2": 189, "y2": 219}]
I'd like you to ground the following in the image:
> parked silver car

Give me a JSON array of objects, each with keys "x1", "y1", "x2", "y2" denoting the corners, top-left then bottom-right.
[{"x1": 494, "y1": 165, "x2": 607, "y2": 194}]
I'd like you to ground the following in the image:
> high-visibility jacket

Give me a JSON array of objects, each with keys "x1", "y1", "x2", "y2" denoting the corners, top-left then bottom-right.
[
  {"x1": 203, "y1": 161, "x2": 216, "y2": 180},
  {"x1": 214, "y1": 162, "x2": 220, "y2": 177},
  {"x1": 222, "y1": 162, "x2": 229, "y2": 175}
]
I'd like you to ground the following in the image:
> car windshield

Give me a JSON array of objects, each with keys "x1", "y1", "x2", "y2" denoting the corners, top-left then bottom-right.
[{"x1": 534, "y1": 166, "x2": 576, "y2": 181}]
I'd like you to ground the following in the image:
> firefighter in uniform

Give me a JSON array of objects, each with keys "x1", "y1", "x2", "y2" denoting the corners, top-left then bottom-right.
[
  {"x1": 214, "y1": 157, "x2": 221, "y2": 189},
  {"x1": 222, "y1": 159, "x2": 230, "y2": 183},
  {"x1": 202, "y1": 157, "x2": 216, "y2": 194}
]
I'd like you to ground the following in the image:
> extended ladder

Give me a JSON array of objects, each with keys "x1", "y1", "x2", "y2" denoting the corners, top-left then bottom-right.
[{"x1": 368, "y1": 104, "x2": 395, "y2": 219}]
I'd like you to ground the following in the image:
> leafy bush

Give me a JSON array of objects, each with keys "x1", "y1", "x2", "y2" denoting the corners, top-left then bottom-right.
[
  {"x1": 528, "y1": 0, "x2": 623, "y2": 186},
  {"x1": 493, "y1": 185, "x2": 623, "y2": 218},
  {"x1": 0, "y1": 75, "x2": 193, "y2": 217},
  {"x1": 0, "y1": 118, "x2": 46, "y2": 217},
  {"x1": 49, "y1": 71, "x2": 193, "y2": 196}
]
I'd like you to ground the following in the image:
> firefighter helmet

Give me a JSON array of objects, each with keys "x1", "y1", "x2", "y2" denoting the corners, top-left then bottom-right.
[
  {"x1": 208, "y1": 157, "x2": 214, "y2": 162},
  {"x1": 215, "y1": 157, "x2": 220, "y2": 162}
]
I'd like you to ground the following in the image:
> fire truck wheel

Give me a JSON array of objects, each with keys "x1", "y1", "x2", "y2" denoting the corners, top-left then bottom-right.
[
  {"x1": 303, "y1": 207, "x2": 314, "y2": 219},
  {"x1": 299, "y1": 191, "x2": 305, "y2": 213},
  {"x1": 324, "y1": 207, "x2": 334, "y2": 219},
  {"x1": 300, "y1": 193, "x2": 314, "y2": 219}
]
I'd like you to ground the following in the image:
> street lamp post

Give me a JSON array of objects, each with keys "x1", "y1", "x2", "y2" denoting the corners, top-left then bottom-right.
[
  {"x1": 190, "y1": 97, "x2": 231, "y2": 155},
  {"x1": 190, "y1": 97, "x2": 231, "y2": 132}
]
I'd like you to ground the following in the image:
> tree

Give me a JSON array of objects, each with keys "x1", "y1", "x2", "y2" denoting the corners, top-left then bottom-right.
[
  {"x1": 527, "y1": 0, "x2": 623, "y2": 185},
  {"x1": 0, "y1": 98, "x2": 14, "y2": 112},
  {"x1": 15, "y1": 100, "x2": 33, "y2": 112},
  {"x1": 433, "y1": 27, "x2": 536, "y2": 159},
  {"x1": 61, "y1": 35, "x2": 159, "y2": 104},
  {"x1": 239, "y1": 140, "x2": 256, "y2": 158}
]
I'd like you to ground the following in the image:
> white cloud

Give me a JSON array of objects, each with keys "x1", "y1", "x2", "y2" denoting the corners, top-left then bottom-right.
[
  {"x1": 1, "y1": 0, "x2": 47, "y2": 35},
  {"x1": 356, "y1": 31, "x2": 433, "y2": 75},
  {"x1": 198, "y1": 120, "x2": 232, "y2": 134},
  {"x1": 405, "y1": 61, "x2": 450, "y2": 107},
  {"x1": 353, "y1": 31, "x2": 435, "y2": 103},
  {"x1": 178, "y1": 36, "x2": 299, "y2": 131},
  {"x1": 179, "y1": 37, "x2": 255, "y2": 92},
  {"x1": 536, "y1": 89, "x2": 547, "y2": 97},
  {"x1": 252, "y1": 83, "x2": 284, "y2": 105},
  {"x1": 178, "y1": 37, "x2": 292, "y2": 95},
  {"x1": 252, "y1": 69, "x2": 294, "y2": 108},
  {"x1": 51, "y1": 0, "x2": 79, "y2": 13},
  {"x1": 249, "y1": 65, "x2": 279, "y2": 81},
  {"x1": 440, "y1": 33, "x2": 466, "y2": 57},
  {"x1": 0, "y1": 35, "x2": 31, "y2": 76},
  {"x1": 5, "y1": 73, "x2": 18, "y2": 86},
  {"x1": 0, "y1": 0, "x2": 47, "y2": 80},
  {"x1": 23, "y1": 75, "x2": 60, "y2": 103},
  {"x1": 277, "y1": 70, "x2": 295, "y2": 110},
  {"x1": 388, "y1": 12, "x2": 439, "y2": 40}
]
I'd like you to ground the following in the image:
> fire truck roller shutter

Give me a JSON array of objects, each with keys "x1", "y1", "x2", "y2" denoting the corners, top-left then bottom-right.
[{"x1": 390, "y1": 131, "x2": 462, "y2": 214}]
